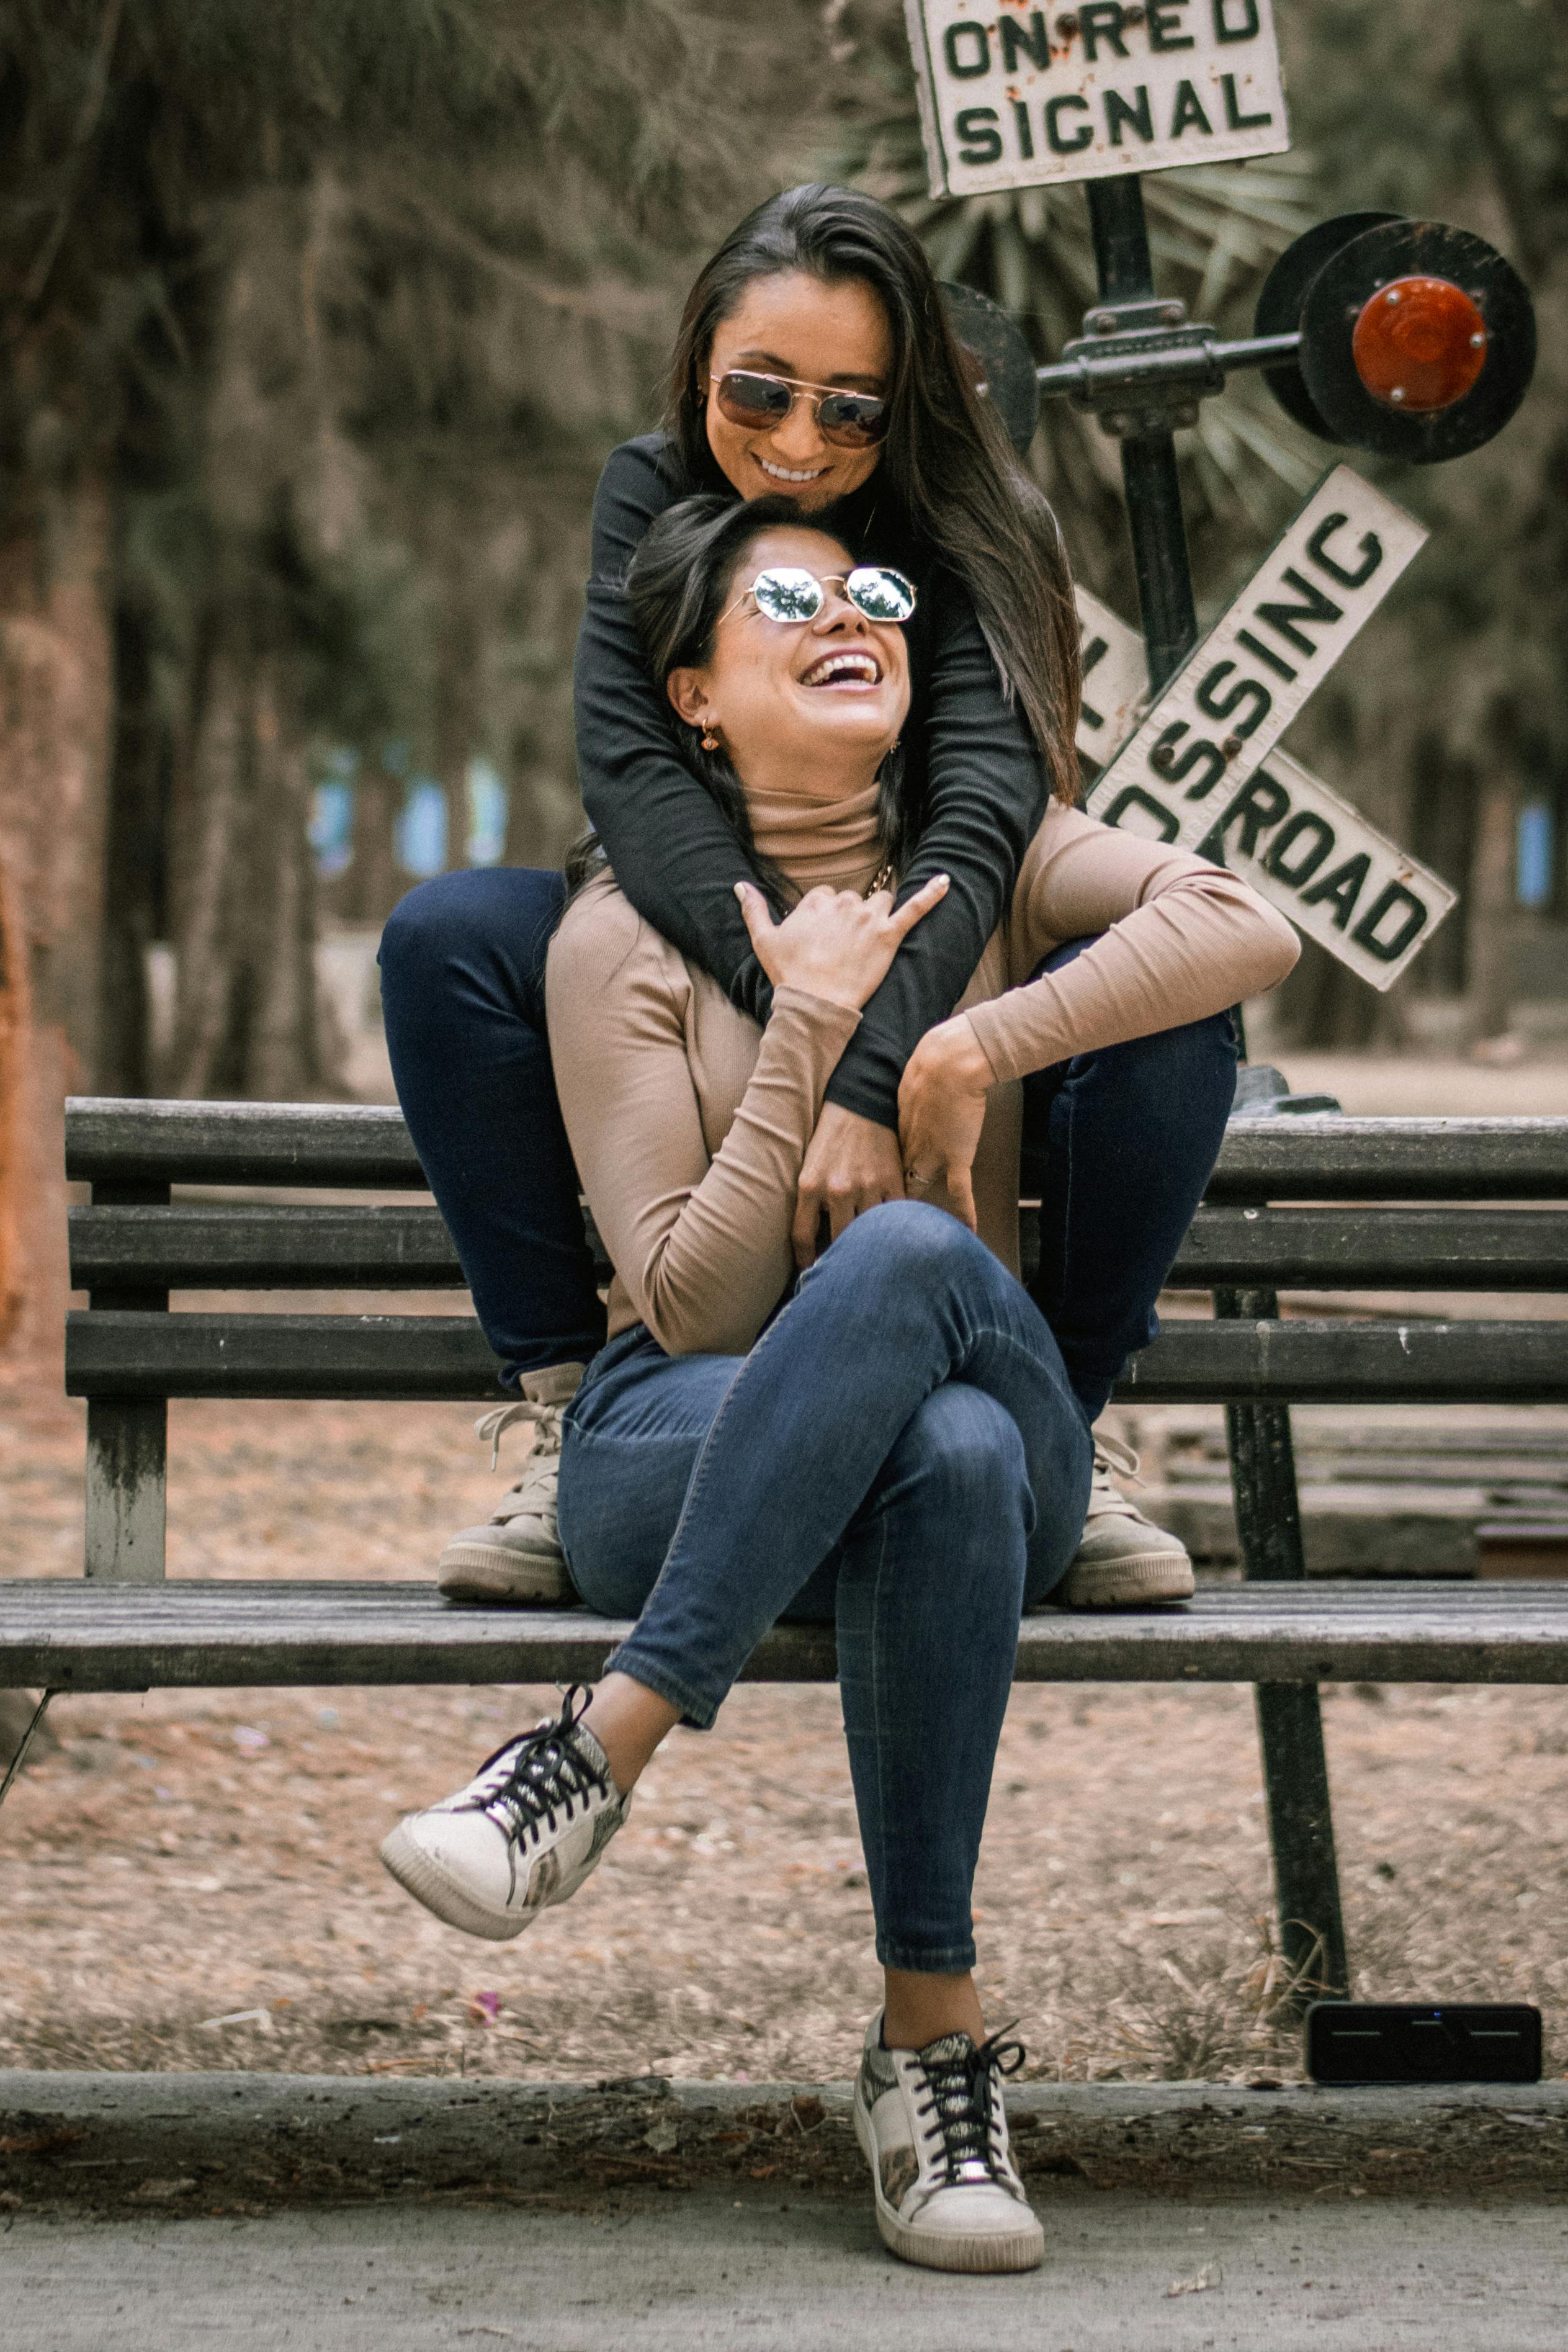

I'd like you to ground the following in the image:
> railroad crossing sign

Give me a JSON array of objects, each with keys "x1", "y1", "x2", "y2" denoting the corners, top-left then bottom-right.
[
  {"x1": 1073, "y1": 584, "x2": 1457, "y2": 990},
  {"x1": 905, "y1": 0, "x2": 1290, "y2": 197},
  {"x1": 1083, "y1": 464, "x2": 1426, "y2": 838}
]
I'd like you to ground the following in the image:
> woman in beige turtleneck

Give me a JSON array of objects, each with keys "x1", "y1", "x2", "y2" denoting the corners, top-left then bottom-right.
[{"x1": 380, "y1": 494, "x2": 1299, "y2": 2277}]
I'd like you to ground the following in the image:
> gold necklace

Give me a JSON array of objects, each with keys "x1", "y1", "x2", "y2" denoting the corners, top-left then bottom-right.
[{"x1": 863, "y1": 860, "x2": 895, "y2": 898}]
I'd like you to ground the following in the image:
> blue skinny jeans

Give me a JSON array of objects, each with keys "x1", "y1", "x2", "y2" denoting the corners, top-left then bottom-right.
[
  {"x1": 378, "y1": 866, "x2": 1239, "y2": 1418},
  {"x1": 558, "y1": 1203, "x2": 1095, "y2": 1973}
]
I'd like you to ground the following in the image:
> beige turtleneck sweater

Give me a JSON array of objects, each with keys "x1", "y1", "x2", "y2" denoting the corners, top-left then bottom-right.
[{"x1": 545, "y1": 784, "x2": 1300, "y2": 1358}]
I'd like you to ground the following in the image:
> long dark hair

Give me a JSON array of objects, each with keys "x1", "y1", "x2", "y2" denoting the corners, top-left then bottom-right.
[
  {"x1": 665, "y1": 182, "x2": 1080, "y2": 804},
  {"x1": 565, "y1": 495, "x2": 915, "y2": 907}
]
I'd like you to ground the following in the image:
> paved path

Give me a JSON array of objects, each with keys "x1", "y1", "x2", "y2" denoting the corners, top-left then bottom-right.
[
  {"x1": 9, "y1": 2189, "x2": 1568, "y2": 2350},
  {"x1": 6, "y1": 2073, "x2": 1567, "y2": 2349}
]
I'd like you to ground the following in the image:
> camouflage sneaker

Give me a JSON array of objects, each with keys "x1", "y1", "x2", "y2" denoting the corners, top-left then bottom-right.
[
  {"x1": 852, "y1": 2012, "x2": 1043, "y2": 2273},
  {"x1": 380, "y1": 1685, "x2": 629, "y2": 1941},
  {"x1": 437, "y1": 1362, "x2": 584, "y2": 1605}
]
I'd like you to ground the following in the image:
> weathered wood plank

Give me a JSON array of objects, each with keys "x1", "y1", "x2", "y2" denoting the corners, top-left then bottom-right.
[
  {"x1": 84, "y1": 1400, "x2": 168, "y2": 1582},
  {"x1": 65, "y1": 1099, "x2": 427, "y2": 1190},
  {"x1": 83, "y1": 1178, "x2": 170, "y2": 1582},
  {"x1": 63, "y1": 1309, "x2": 1568, "y2": 1406},
  {"x1": 67, "y1": 1311, "x2": 506, "y2": 1399},
  {"x1": 69, "y1": 1204, "x2": 467, "y2": 1290},
  {"x1": 1206, "y1": 1118, "x2": 1568, "y2": 1201},
  {"x1": 7, "y1": 1580, "x2": 1568, "y2": 1692},
  {"x1": 66, "y1": 1099, "x2": 1568, "y2": 1200},
  {"x1": 1170, "y1": 1206, "x2": 1568, "y2": 1289},
  {"x1": 71, "y1": 1201, "x2": 1568, "y2": 1295}
]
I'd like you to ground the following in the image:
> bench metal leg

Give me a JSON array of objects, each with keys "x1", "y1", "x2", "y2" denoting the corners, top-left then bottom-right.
[
  {"x1": 1216, "y1": 1284, "x2": 1350, "y2": 2002},
  {"x1": 84, "y1": 1179, "x2": 169, "y2": 1582},
  {"x1": 86, "y1": 1397, "x2": 168, "y2": 1581}
]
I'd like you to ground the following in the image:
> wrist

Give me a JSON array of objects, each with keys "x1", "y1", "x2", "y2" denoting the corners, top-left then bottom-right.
[
  {"x1": 915, "y1": 1015, "x2": 993, "y2": 1093},
  {"x1": 779, "y1": 976, "x2": 867, "y2": 1016}
]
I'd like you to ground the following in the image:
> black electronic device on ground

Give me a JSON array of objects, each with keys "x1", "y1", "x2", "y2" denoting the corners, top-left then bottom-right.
[{"x1": 1306, "y1": 2003, "x2": 1542, "y2": 2086}]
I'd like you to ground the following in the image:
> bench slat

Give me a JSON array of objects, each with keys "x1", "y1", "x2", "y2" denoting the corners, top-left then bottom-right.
[
  {"x1": 6, "y1": 1579, "x2": 1568, "y2": 1691},
  {"x1": 69, "y1": 1204, "x2": 468, "y2": 1290},
  {"x1": 66, "y1": 1100, "x2": 426, "y2": 1190},
  {"x1": 66, "y1": 1098, "x2": 1568, "y2": 1200},
  {"x1": 69, "y1": 1201, "x2": 1568, "y2": 1293},
  {"x1": 1170, "y1": 1205, "x2": 1568, "y2": 1288},
  {"x1": 63, "y1": 1308, "x2": 1568, "y2": 1404}
]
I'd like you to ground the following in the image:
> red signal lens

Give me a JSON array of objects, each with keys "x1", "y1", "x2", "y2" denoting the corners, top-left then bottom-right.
[{"x1": 1351, "y1": 277, "x2": 1488, "y2": 413}]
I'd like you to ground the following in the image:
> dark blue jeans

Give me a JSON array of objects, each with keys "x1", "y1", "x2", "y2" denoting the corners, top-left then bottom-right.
[
  {"x1": 378, "y1": 866, "x2": 1238, "y2": 1411},
  {"x1": 558, "y1": 1205, "x2": 1095, "y2": 1973}
]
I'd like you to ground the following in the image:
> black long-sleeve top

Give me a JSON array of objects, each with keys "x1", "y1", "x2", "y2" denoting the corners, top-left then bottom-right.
[{"x1": 573, "y1": 432, "x2": 1050, "y2": 1129}]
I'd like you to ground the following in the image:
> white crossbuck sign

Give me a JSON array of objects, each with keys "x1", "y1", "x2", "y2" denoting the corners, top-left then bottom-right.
[
  {"x1": 905, "y1": 0, "x2": 1290, "y2": 197},
  {"x1": 1073, "y1": 467, "x2": 1458, "y2": 989}
]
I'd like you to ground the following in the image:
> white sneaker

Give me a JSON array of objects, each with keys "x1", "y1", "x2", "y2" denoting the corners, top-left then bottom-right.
[
  {"x1": 852, "y1": 2013, "x2": 1044, "y2": 2274},
  {"x1": 437, "y1": 1363, "x2": 584, "y2": 1604},
  {"x1": 380, "y1": 1687, "x2": 629, "y2": 1941},
  {"x1": 1053, "y1": 1432, "x2": 1194, "y2": 1607}
]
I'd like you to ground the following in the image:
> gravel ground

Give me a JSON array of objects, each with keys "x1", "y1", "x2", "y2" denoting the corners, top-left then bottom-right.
[{"x1": 5, "y1": 1378, "x2": 1568, "y2": 2090}]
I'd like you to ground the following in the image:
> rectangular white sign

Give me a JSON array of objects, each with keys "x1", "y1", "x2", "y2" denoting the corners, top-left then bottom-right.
[
  {"x1": 905, "y1": 0, "x2": 1290, "y2": 198},
  {"x1": 1072, "y1": 545, "x2": 1458, "y2": 990}
]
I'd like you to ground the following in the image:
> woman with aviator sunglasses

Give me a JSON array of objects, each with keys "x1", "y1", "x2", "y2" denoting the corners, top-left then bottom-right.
[
  {"x1": 381, "y1": 493, "x2": 1299, "y2": 2273},
  {"x1": 379, "y1": 181, "x2": 1240, "y2": 1605}
]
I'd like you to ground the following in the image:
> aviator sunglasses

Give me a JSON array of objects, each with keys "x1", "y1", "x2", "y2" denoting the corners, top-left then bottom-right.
[
  {"x1": 722, "y1": 565, "x2": 918, "y2": 629},
  {"x1": 709, "y1": 368, "x2": 889, "y2": 449}
]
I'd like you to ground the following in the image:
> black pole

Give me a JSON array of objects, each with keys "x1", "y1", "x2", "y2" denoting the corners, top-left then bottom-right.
[
  {"x1": 1084, "y1": 178, "x2": 1198, "y2": 689},
  {"x1": 1217, "y1": 1285, "x2": 1350, "y2": 2003},
  {"x1": 1085, "y1": 174, "x2": 1349, "y2": 2009}
]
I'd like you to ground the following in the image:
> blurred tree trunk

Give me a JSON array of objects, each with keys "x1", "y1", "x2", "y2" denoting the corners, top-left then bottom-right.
[
  {"x1": 435, "y1": 565, "x2": 479, "y2": 874},
  {"x1": 168, "y1": 604, "x2": 344, "y2": 1099},
  {"x1": 1466, "y1": 763, "x2": 1519, "y2": 1044},
  {"x1": 97, "y1": 595, "x2": 166, "y2": 1095},
  {"x1": 354, "y1": 765, "x2": 403, "y2": 925},
  {"x1": 0, "y1": 436, "x2": 114, "y2": 1375}
]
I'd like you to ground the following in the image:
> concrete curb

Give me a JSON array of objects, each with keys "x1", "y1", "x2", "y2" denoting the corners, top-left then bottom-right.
[{"x1": 4, "y1": 2070, "x2": 1566, "y2": 2214}]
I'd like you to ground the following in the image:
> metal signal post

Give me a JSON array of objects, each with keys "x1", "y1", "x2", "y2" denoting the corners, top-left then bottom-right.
[
  {"x1": 1080, "y1": 169, "x2": 1349, "y2": 2006},
  {"x1": 1082, "y1": 176, "x2": 1199, "y2": 692}
]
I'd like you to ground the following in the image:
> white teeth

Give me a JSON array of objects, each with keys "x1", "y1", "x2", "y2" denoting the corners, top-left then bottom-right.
[
  {"x1": 802, "y1": 652, "x2": 880, "y2": 687},
  {"x1": 757, "y1": 457, "x2": 828, "y2": 483}
]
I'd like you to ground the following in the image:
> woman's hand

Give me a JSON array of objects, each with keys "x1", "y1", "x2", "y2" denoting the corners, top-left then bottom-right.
[
  {"x1": 735, "y1": 873, "x2": 949, "y2": 1015},
  {"x1": 897, "y1": 1014, "x2": 995, "y2": 1234},
  {"x1": 736, "y1": 873, "x2": 948, "y2": 1268},
  {"x1": 792, "y1": 1103, "x2": 905, "y2": 1268}
]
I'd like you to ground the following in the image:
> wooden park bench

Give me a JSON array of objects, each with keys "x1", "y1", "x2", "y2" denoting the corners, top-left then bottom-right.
[{"x1": 6, "y1": 1093, "x2": 1568, "y2": 1996}]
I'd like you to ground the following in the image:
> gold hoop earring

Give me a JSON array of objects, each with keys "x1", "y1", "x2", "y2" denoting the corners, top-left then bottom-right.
[{"x1": 701, "y1": 728, "x2": 720, "y2": 752}]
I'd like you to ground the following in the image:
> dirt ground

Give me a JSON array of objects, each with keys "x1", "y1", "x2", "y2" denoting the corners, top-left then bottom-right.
[{"x1": 5, "y1": 1376, "x2": 1567, "y2": 2091}]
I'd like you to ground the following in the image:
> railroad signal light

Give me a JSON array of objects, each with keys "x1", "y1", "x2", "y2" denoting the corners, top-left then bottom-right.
[
  {"x1": 1257, "y1": 217, "x2": 1535, "y2": 464},
  {"x1": 1350, "y1": 277, "x2": 1488, "y2": 414}
]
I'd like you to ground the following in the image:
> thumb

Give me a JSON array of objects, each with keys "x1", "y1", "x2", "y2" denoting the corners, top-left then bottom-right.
[{"x1": 734, "y1": 879, "x2": 776, "y2": 948}]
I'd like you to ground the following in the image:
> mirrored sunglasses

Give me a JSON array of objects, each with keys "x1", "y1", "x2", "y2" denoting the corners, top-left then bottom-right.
[
  {"x1": 725, "y1": 566, "x2": 918, "y2": 628},
  {"x1": 711, "y1": 369, "x2": 889, "y2": 449}
]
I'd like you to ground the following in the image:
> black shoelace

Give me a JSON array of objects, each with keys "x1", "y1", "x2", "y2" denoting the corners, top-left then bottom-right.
[
  {"x1": 915, "y1": 2029, "x2": 1027, "y2": 2185},
  {"x1": 464, "y1": 1684, "x2": 607, "y2": 1851}
]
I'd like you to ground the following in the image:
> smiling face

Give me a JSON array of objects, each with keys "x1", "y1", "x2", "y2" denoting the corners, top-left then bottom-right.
[
  {"x1": 704, "y1": 271, "x2": 894, "y2": 510},
  {"x1": 667, "y1": 525, "x2": 910, "y2": 802}
]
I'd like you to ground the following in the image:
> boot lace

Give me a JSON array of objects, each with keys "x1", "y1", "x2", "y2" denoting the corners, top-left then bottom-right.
[
  {"x1": 1091, "y1": 1432, "x2": 1142, "y2": 1485},
  {"x1": 460, "y1": 1685, "x2": 607, "y2": 1851},
  {"x1": 915, "y1": 2027, "x2": 1027, "y2": 2186},
  {"x1": 476, "y1": 1399, "x2": 566, "y2": 1473}
]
